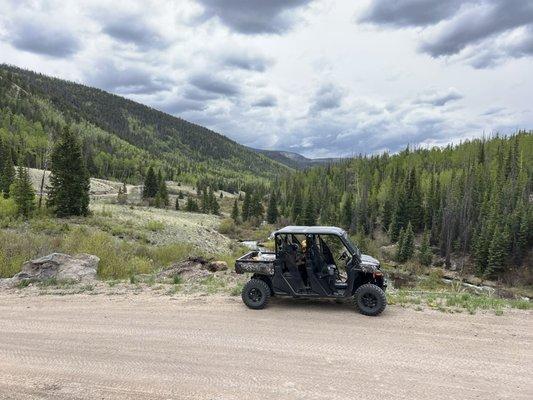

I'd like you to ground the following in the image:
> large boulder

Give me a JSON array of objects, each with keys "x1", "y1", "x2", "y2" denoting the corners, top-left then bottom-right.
[{"x1": 13, "y1": 253, "x2": 99, "y2": 283}]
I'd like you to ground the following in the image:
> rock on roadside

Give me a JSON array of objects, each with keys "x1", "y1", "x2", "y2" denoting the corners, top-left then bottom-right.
[
  {"x1": 0, "y1": 253, "x2": 99, "y2": 288},
  {"x1": 157, "y1": 257, "x2": 228, "y2": 280}
]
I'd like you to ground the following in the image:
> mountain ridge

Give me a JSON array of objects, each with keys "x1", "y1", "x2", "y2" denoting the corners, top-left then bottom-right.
[
  {"x1": 0, "y1": 64, "x2": 291, "y2": 189},
  {"x1": 251, "y1": 148, "x2": 342, "y2": 169}
]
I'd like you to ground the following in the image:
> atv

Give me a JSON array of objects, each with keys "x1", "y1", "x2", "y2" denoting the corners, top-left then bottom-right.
[{"x1": 235, "y1": 226, "x2": 387, "y2": 316}]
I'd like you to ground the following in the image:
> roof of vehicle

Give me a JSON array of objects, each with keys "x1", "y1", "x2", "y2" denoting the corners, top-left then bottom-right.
[{"x1": 274, "y1": 226, "x2": 347, "y2": 236}]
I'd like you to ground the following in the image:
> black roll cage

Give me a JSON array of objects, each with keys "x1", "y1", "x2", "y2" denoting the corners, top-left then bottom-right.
[{"x1": 273, "y1": 231, "x2": 361, "y2": 266}]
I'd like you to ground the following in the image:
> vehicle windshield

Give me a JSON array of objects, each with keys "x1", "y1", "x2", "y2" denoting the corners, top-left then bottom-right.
[{"x1": 342, "y1": 233, "x2": 361, "y2": 258}]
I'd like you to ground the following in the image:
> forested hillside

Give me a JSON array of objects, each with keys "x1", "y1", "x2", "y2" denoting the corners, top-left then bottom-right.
[
  {"x1": 0, "y1": 65, "x2": 289, "y2": 191},
  {"x1": 274, "y1": 133, "x2": 532, "y2": 278}
]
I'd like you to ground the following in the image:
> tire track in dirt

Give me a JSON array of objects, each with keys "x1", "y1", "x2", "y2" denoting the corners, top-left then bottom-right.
[{"x1": 0, "y1": 293, "x2": 531, "y2": 400}]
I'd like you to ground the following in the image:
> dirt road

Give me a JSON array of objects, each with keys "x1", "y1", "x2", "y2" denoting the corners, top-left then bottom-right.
[{"x1": 0, "y1": 293, "x2": 531, "y2": 400}]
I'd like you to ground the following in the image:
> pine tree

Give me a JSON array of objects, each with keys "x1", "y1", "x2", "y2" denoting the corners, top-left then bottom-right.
[
  {"x1": 201, "y1": 189, "x2": 210, "y2": 213},
  {"x1": 303, "y1": 195, "x2": 317, "y2": 226},
  {"x1": 210, "y1": 188, "x2": 220, "y2": 215},
  {"x1": 487, "y1": 228, "x2": 509, "y2": 276},
  {"x1": 381, "y1": 195, "x2": 394, "y2": 232},
  {"x1": 242, "y1": 191, "x2": 251, "y2": 221},
  {"x1": 397, "y1": 222, "x2": 414, "y2": 262},
  {"x1": 340, "y1": 192, "x2": 353, "y2": 231},
  {"x1": 473, "y1": 223, "x2": 491, "y2": 274},
  {"x1": 396, "y1": 227, "x2": 405, "y2": 261},
  {"x1": 513, "y1": 208, "x2": 529, "y2": 266},
  {"x1": 0, "y1": 139, "x2": 4, "y2": 177},
  {"x1": 47, "y1": 127, "x2": 90, "y2": 217},
  {"x1": 11, "y1": 166, "x2": 35, "y2": 217},
  {"x1": 231, "y1": 199, "x2": 240, "y2": 223},
  {"x1": 405, "y1": 168, "x2": 423, "y2": 230},
  {"x1": 291, "y1": 191, "x2": 303, "y2": 223},
  {"x1": 266, "y1": 192, "x2": 278, "y2": 224},
  {"x1": 402, "y1": 222, "x2": 415, "y2": 261},
  {"x1": 251, "y1": 192, "x2": 264, "y2": 219},
  {"x1": 418, "y1": 231, "x2": 432, "y2": 266},
  {"x1": 1, "y1": 147, "x2": 15, "y2": 198},
  {"x1": 393, "y1": 184, "x2": 410, "y2": 233},
  {"x1": 156, "y1": 170, "x2": 169, "y2": 207},
  {"x1": 388, "y1": 211, "x2": 400, "y2": 242},
  {"x1": 477, "y1": 140, "x2": 485, "y2": 165},
  {"x1": 185, "y1": 196, "x2": 199, "y2": 212},
  {"x1": 142, "y1": 167, "x2": 158, "y2": 199}
]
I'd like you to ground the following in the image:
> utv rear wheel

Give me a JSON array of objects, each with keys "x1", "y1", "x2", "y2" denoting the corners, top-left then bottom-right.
[
  {"x1": 354, "y1": 284, "x2": 386, "y2": 316},
  {"x1": 242, "y1": 279, "x2": 270, "y2": 310}
]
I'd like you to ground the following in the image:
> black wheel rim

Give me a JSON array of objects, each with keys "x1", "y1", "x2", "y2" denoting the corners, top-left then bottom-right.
[
  {"x1": 361, "y1": 293, "x2": 378, "y2": 309},
  {"x1": 248, "y1": 288, "x2": 263, "y2": 303}
]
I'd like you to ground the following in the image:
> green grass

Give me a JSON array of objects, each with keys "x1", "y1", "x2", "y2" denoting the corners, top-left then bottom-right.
[
  {"x1": 30, "y1": 217, "x2": 70, "y2": 235},
  {"x1": 62, "y1": 228, "x2": 154, "y2": 279},
  {"x1": 388, "y1": 289, "x2": 531, "y2": 315},
  {"x1": 145, "y1": 220, "x2": 165, "y2": 232},
  {"x1": 149, "y1": 243, "x2": 194, "y2": 267},
  {"x1": 166, "y1": 285, "x2": 181, "y2": 295},
  {"x1": 15, "y1": 279, "x2": 32, "y2": 288},
  {"x1": 0, "y1": 230, "x2": 55, "y2": 278},
  {"x1": 0, "y1": 197, "x2": 17, "y2": 219},
  {"x1": 201, "y1": 275, "x2": 226, "y2": 294},
  {"x1": 218, "y1": 218, "x2": 237, "y2": 235},
  {"x1": 230, "y1": 282, "x2": 244, "y2": 296},
  {"x1": 38, "y1": 278, "x2": 78, "y2": 287}
]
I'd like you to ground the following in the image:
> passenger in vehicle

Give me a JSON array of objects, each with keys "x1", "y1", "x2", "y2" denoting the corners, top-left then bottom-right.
[{"x1": 296, "y1": 238, "x2": 309, "y2": 286}]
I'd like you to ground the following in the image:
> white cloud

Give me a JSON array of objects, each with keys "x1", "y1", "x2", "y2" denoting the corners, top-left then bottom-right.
[{"x1": 0, "y1": 0, "x2": 530, "y2": 157}]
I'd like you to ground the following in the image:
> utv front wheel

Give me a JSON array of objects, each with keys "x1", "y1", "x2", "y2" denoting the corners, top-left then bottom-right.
[
  {"x1": 242, "y1": 279, "x2": 270, "y2": 310},
  {"x1": 353, "y1": 284, "x2": 386, "y2": 316}
]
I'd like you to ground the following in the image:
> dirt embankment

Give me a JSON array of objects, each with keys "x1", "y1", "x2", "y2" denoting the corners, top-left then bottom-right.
[{"x1": 0, "y1": 293, "x2": 531, "y2": 400}]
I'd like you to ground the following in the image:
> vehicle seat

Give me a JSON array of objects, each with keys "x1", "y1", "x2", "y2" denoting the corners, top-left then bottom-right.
[
  {"x1": 280, "y1": 244, "x2": 305, "y2": 292},
  {"x1": 309, "y1": 245, "x2": 335, "y2": 289}
]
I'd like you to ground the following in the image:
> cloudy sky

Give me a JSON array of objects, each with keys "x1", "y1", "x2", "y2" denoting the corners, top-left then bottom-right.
[{"x1": 1, "y1": 0, "x2": 532, "y2": 157}]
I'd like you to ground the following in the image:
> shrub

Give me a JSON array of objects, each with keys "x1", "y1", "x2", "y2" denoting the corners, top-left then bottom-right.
[
  {"x1": 62, "y1": 228, "x2": 154, "y2": 279},
  {"x1": 145, "y1": 220, "x2": 165, "y2": 232},
  {"x1": 149, "y1": 243, "x2": 193, "y2": 267},
  {"x1": 0, "y1": 230, "x2": 57, "y2": 278},
  {"x1": 218, "y1": 218, "x2": 236, "y2": 235},
  {"x1": 0, "y1": 197, "x2": 17, "y2": 219},
  {"x1": 30, "y1": 217, "x2": 70, "y2": 235}
]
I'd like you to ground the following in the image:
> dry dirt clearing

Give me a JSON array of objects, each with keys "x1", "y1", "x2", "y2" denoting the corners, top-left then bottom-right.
[{"x1": 0, "y1": 294, "x2": 531, "y2": 400}]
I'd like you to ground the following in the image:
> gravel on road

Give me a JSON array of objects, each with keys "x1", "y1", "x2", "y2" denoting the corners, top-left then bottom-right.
[{"x1": 0, "y1": 293, "x2": 531, "y2": 400}]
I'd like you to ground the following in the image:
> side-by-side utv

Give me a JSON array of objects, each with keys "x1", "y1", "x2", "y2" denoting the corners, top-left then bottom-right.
[{"x1": 235, "y1": 226, "x2": 387, "y2": 316}]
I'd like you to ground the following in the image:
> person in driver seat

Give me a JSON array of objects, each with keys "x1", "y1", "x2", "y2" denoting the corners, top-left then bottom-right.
[{"x1": 296, "y1": 238, "x2": 309, "y2": 286}]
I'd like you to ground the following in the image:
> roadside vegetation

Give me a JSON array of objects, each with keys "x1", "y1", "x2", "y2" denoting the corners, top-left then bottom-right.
[{"x1": 388, "y1": 290, "x2": 531, "y2": 315}]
